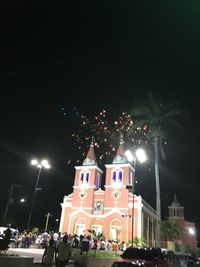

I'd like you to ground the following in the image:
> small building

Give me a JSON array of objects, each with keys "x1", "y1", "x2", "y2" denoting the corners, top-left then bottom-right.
[
  {"x1": 168, "y1": 195, "x2": 197, "y2": 249},
  {"x1": 59, "y1": 137, "x2": 157, "y2": 245}
]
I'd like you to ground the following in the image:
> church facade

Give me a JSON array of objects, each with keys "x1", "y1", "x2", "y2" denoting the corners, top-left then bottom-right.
[{"x1": 59, "y1": 138, "x2": 157, "y2": 245}]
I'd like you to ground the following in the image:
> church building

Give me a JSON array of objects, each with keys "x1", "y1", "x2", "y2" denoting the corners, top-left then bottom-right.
[
  {"x1": 59, "y1": 137, "x2": 157, "y2": 245},
  {"x1": 168, "y1": 195, "x2": 197, "y2": 249}
]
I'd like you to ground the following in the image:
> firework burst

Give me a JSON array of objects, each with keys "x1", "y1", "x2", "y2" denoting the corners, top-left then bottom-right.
[{"x1": 68, "y1": 109, "x2": 146, "y2": 166}]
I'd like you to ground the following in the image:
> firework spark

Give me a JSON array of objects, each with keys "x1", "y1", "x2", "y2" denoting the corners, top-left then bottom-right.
[{"x1": 65, "y1": 109, "x2": 146, "y2": 166}]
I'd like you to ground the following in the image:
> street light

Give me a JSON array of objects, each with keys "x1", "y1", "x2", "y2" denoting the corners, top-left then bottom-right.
[
  {"x1": 27, "y1": 159, "x2": 51, "y2": 229},
  {"x1": 3, "y1": 184, "x2": 22, "y2": 224},
  {"x1": 44, "y1": 212, "x2": 52, "y2": 231},
  {"x1": 20, "y1": 198, "x2": 25, "y2": 203},
  {"x1": 188, "y1": 227, "x2": 195, "y2": 235},
  {"x1": 125, "y1": 148, "x2": 146, "y2": 247}
]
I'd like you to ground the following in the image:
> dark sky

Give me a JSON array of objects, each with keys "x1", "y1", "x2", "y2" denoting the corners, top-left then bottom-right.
[{"x1": 0, "y1": 1, "x2": 200, "y2": 234}]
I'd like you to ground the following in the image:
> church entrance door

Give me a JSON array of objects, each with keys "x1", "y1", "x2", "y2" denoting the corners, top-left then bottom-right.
[{"x1": 75, "y1": 224, "x2": 85, "y2": 236}]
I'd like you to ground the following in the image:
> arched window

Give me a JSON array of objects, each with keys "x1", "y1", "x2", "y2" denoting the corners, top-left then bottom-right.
[
  {"x1": 111, "y1": 169, "x2": 123, "y2": 184},
  {"x1": 129, "y1": 171, "x2": 133, "y2": 186},
  {"x1": 95, "y1": 173, "x2": 101, "y2": 190},
  {"x1": 80, "y1": 173, "x2": 84, "y2": 183},
  {"x1": 118, "y1": 170, "x2": 123, "y2": 182},
  {"x1": 86, "y1": 172, "x2": 89, "y2": 183},
  {"x1": 79, "y1": 171, "x2": 90, "y2": 185},
  {"x1": 112, "y1": 171, "x2": 117, "y2": 182}
]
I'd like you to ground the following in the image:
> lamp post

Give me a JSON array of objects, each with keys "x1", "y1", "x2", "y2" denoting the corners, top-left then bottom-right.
[
  {"x1": 44, "y1": 212, "x2": 53, "y2": 231},
  {"x1": 27, "y1": 159, "x2": 51, "y2": 230},
  {"x1": 125, "y1": 148, "x2": 146, "y2": 247},
  {"x1": 3, "y1": 184, "x2": 21, "y2": 225}
]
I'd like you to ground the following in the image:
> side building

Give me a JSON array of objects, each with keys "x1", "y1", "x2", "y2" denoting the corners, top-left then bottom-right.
[
  {"x1": 168, "y1": 195, "x2": 197, "y2": 249},
  {"x1": 59, "y1": 137, "x2": 157, "y2": 245}
]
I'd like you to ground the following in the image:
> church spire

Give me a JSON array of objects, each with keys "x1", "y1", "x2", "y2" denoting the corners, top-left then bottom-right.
[
  {"x1": 82, "y1": 136, "x2": 97, "y2": 166},
  {"x1": 112, "y1": 134, "x2": 128, "y2": 164},
  {"x1": 170, "y1": 194, "x2": 181, "y2": 207}
]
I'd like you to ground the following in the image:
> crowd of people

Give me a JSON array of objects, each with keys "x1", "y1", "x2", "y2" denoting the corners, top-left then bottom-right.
[{"x1": 1, "y1": 225, "x2": 127, "y2": 267}]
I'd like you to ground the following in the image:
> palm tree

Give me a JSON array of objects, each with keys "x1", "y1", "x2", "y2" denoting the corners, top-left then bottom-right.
[
  {"x1": 133, "y1": 236, "x2": 147, "y2": 247},
  {"x1": 128, "y1": 93, "x2": 188, "y2": 247},
  {"x1": 87, "y1": 229, "x2": 105, "y2": 256},
  {"x1": 87, "y1": 229, "x2": 105, "y2": 241},
  {"x1": 160, "y1": 219, "x2": 182, "y2": 247}
]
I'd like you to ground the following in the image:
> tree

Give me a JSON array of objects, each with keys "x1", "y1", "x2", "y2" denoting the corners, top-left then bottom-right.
[
  {"x1": 128, "y1": 93, "x2": 188, "y2": 247},
  {"x1": 160, "y1": 219, "x2": 181, "y2": 244},
  {"x1": 87, "y1": 229, "x2": 105, "y2": 241},
  {"x1": 87, "y1": 229, "x2": 105, "y2": 257},
  {"x1": 132, "y1": 236, "x2": 146, "y2": 247}
]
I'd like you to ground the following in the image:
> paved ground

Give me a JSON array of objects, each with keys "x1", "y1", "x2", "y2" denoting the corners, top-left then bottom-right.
[
  {"x1": 8, "y1": 247, "x2": 44, "y2": 262},
  {"x1": 7, "y1": 247, "x2": 53, "y2": 266}
]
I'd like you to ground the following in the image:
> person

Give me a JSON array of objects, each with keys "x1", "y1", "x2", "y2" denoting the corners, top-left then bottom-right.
[
  {"x1": 121, "y1": 241, "x2": 126, "y2": 251},
  {"x1": 71, "y1": 234, "x2": 79, "y2": 248},
  {"x1": 53, "y1": 232, "x2": 59, "y2": 248},
  {"x1": 3, "y1": 224, "x2": 12, "y2": 242},
  {"x1": 42, "y1": 239, "x2": 55, "y2": 267},
  {"x1": 55, "y1": 235, "x2": 71, "y2": 267},
  {"x1": 107, "y1": 240, "x2": 112, "y2": 251},
  {"x1": 99, "y1": 239, "x2": 106, "y2": 250}
]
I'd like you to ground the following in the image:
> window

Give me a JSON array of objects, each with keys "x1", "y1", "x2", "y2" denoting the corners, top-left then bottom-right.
[
  {"x1": 80, "y1": 173, "x2": 84, "y2": 183},
  {"x1": 118, "y1": 170, "x2": 123, "y2": 182},
  {"x1": 95, "y1": 173, "x2": 101, "y2": 190},
  {"x1": 79, "y1": 171, "x2": 90, "y2": 185},
  {"x1": 111, "y1": 169, "x2": 123, "y2": 184},
  {"x1": 112, "y1": 171, "x2": 117, "y2": 182},
  {"x1": 86, "y1": 172, "x2": 89, "y2": 183},
  {"x1": 129, "y1": 171, "x2": 133, "y2": 186}
]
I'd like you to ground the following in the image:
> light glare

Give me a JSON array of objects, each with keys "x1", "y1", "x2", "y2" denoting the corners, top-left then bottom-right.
[
  {"x1": 125, "y1": 150, "x2": 134, "y2": 162},
  {"x1": 31, "y1": 159, "x2": 38, "y2": 166},
  {"x1": 188, "y1": 228, "x2": 195, "y2": 235},
  {"x1": 136, "y1": 148, "x2": 146, "y2": 163},
  {"x1": 41, "y1": 159, "x2": 51, "y2": 169}
]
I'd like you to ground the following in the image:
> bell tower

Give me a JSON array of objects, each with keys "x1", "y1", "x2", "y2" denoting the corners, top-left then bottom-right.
[
  {"x1": 71, "y1": 137, "x2": 103, "y2": 213},
  {"x1": 104, "y1": 135, "x2": 135, "y2": 211},
  {"x1": 168, "y1": 195, "x2": 184, "y2": 221}
]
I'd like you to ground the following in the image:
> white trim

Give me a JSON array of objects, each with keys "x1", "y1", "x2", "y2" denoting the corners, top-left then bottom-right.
[
  {"x1": 68, "y1": 211, "x2": 72, "y2": 233},
  {"x1": 104, "y1": 185, "x2": 127, "y2": 188},
  {"x1": 104, "y1": 207, "x2": 128, "y2": 210},
  {"x1": 71, "y1": 207, "x2": 92, "y2": 210},
  {"x1": 105, "y1": 163, "x2": 135, "y2": 172},
  {"x1": 59, "y1": 204, "x2": 66, "y2": 233},
  {"x1": 128, "y1": 202, "x2": 143, "y2": 209},
  {"x1": 73, "y1": 185, "x2": 96, "y2": 189},
  {"x1": 68, "y1": 207, "x2": 125, "y2": 219},
  {"x1": 94, "y1": 189, "x2": 105, "y2": 194},
  {"x1": 64, "y1": 193, "x2": 73, "y2": 198},
  {"x1": 64, "y1": 202, "x2": 143, "y2": 210},
  {"x1": 75, "y1": 165, "x2": 103, "y2": 173},
  {"x1": 61, "y1": 202, "x2": 72, "y2": 208},
  {"x1": 94, "y1": 192, "x2": 105, "y2": 195}
]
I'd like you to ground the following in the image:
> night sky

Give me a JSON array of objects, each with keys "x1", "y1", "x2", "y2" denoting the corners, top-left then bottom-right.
[{"x1": 0, "y1": 2, "x2": 200, "y2": 236}]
